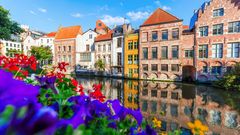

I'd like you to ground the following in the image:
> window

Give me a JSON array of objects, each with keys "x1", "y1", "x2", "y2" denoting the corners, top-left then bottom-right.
[
  {"x1": 142, "y1": 32, "x2": 148, "y2": 42},
  {"x1": 134, "y1": 68, "x2": 138, "y2": 73},
  {"x1": 108, "y1": 44, "x2": 111, "y2": 51},
  {"x1": 89, "y1": 34, "x2": 93, "y2": 39},
  {"x1": 143, "y1": 48, "x2": 148, "y2": 59},
  {"x1": 161, "y1": 46, "x2": 168, "y2": 59},
  {"x1": 213, "y1": 8, "x2": 224, "y2": 17},
  {"x1": 199, "y1": 45, "x2": 208, "y2": 58},
  {"x1": 68, "y1": 46, "x2": 71, "y2": 51},
  {"x1": 103, "y1": 45, "x2": 106, "y2": 52},
  {"x1": 212, "y1": 44, "x2": 223, "y2": 58},
  {"x1": 171, "y1": 64, "x2": 179, "y2": 72},
  {"x1": 142, "y1": 64, "x2": 148, "y2": 71},
  {"x1": 47, "y1": 39, "x2": 49, "y2": 43},
  {"x1": 134, "y1": 55, "x2": 138, "y2": 64},
  {"x1": 6, "y1": 43, "x2": 8, "y2": 46},
  {"x1": 86, "y1": 44, "x2": 90, "y2": 51},
  {"x1": 80, "y1": 53, "x2": 91, "y2": 62},
  {"x1": 134, "y1": 42, "x2": 138, "y2": 49},
  {"x1": 199, "y1": 26, "x2": 208, "y2": 37},
  {"x1": 152, "y1": 31, "x2": 158, "y2": 41},
  {"x1": 63, "y1": 55, "x2": 66, "y2": 62},
  {"x1": 211, "y1": 66, "x2": 222, "y2": 75},
  {"x1": 63, "y1": 46, "x2": 66, "y2": 51},
  {"x1": 203, "y1": 66, "x2": 208, "y2": 73},
  {"x1": 161, "y1": 64, "x2": 168, "y2": 71},
  {"x1": 98, "y1": 45, "x2": 101, "y2": 52},
  {"x1": 41, "y1": 39, "x2": 43, "y2": 43},
  {"x1": 151, "y1": 64, "x2": 158, "y2": 71},
  {"x1": 10, "y1": 43, "x2": 12, "y2": 47},
  {"x1": 68, "y1": 55, "x2": 72, "y2": 63},
  {"x1": 117, "y1": 53, "x2": 122, "y2": 66},
  {"x1": 162, "y1": 30, "x2": 168, "y2": 40},
  {"x1": 228, "y1": 21, "x2": 240, "y2": 33},
  {"x1": 128, "y1": 41, "x2": 133, "y2": 50},
  {"x1": 117, "y1": 38, "x2": 122, "y2": 48},
  {"x1": 152, "y1": 47, "x2": 158, "y2": 59},
  {"x1": 213, "y1": 24, "x2": 223, "y2": 35},
  {"x1": 128, "y1": 55, "x2": 133, "y2": 64},
  {"x1": 14, "y1": 44, "x2": 16, "y2": 47},
  {"x1": 227, "y1": 43, "x2": 240, "y2": 58},
  {"x1": 172, "y1": 28, "x2": 179, "y2": 39},
  {"x1": 58, "y1": 46, "x2": 61, "y2": 52},
  {"x1": 172, "y1": 46, "x2": 179, "y2": 59},
  {"x1": 98, "y1": 23, "x2": 102, "y2": 27},
  {"x1": 185, "y1": 50, "x2": 194, "y2": 58}
]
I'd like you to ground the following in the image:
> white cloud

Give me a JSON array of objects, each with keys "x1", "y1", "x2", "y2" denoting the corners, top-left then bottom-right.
[
  {"x1": 154, "y1": 0, "x2": 161, "y2": 7},
  {"x1": 29, "y1": 10, "x2": 37, "y2": 15},
  {"x1": 101, "y1": 15, "x2": 129, "y2": 26},
  {"x1": 100, "y1": 5, "x2": 109, "y2": 11},
  {"x1": 71, "y1": 13, "x2": 83, "y2": 18},
  {"x1": 162, "y1": 6, "x2": 171, "y2": 11},
  {"x1": 38, "y1": 8, "x2": 47, "y2": 13},
  {"x1": 126, "y1": 11, "x2": 150, "y2": 21}
]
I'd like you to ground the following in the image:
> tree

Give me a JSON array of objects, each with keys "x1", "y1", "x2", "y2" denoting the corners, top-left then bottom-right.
[
  {"x1": 30, "y1": 46, "x2": 53, "y2": 66},
  {"x1": 216, "y1": 63, "x2": 240, "y2": 91},
  {"x1": 95, "y1": 59, "x2": 105, "y2": 71},
  {"x1": 0, "y1": 6, "x2": 23, "y2": 40}
]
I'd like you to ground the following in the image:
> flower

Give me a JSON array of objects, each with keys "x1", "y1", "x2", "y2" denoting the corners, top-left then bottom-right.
[
  {"x1": 57, "y1": 62, "x2": 69, "y2": 72},
  {"x1": 0, "y1": 69, "x2": 40, "y2": 112},
  {"x1": 35, "y1": 76, "x2": 58, "y2": 94},
  {"x1": 187, "y1": 120, "x2": 208, "y2": 135},
  {"x1": 152, "y1": 117, "x2": 161, "y2": 128}
]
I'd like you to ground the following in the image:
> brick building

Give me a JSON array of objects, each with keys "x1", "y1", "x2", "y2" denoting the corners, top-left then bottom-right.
[
  {"x1": 54, "y1": 26, "x2": 83, "y2": 72},
  {"x1": 191, "y1": 0, "x2": 240, "y2": 82},
  {"x1": 139, "y1": 8, "x2": 195, "y2": 81}
]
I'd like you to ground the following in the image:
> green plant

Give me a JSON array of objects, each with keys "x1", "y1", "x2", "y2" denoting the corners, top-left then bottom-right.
[{"x1": 95, "y1": 59, "x2": 106, "y2": 71}]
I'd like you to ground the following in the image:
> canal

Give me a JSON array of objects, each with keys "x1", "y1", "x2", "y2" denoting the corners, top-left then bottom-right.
[{"x1": 76, "y1": 77, "x2": 240, "y2": 134}]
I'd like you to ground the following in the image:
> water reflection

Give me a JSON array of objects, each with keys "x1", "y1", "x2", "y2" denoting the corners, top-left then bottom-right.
[{"x1": 76, "y1": 77, "x2": 240, "y2": 134}]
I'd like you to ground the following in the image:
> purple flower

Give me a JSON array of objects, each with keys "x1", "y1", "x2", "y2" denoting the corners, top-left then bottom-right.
[
  {"x1": 0, "y1": 104, "x2": 58, "y2": 135},
  {"x1": 0, "y1": 69, "x2": 40, "y2": 112},
  {"x1": 35, "y1": 76, "x2": 58, "y2": 94}
]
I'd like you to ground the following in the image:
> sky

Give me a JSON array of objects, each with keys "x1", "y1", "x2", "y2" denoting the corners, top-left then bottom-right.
[{"x1": 0, "y1": 0, "x2": 206, "y2": 33}]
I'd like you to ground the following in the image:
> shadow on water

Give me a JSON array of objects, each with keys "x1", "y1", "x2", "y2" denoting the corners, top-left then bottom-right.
[{"x1": 76, "y1": 76, "x2": 240, "y2": 134}]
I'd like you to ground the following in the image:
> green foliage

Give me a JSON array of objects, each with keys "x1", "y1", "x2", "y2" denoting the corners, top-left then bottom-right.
[
  {"x1": 6, "y1": 49, "x2": 22, "y2": 57},
  {"x1": 0, "y1": 6, "x2": 23, "y2": 40},
  {"x1": 30, "y1": 45, "x2": 53, "y2": 65},
  {"x1": 216, "y1": 63, "x2": 240, "y2": 91},
  {"x1": 94, "y1": 59, "x2": 105, "y2": 71},
  {"x1": 0, "y1": 105, "x2": 15, "y2": 126}
]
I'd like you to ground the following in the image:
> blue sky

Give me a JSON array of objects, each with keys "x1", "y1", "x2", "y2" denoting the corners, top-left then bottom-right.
[{"x1": 0, "y1": 0, "x2": 206, "y2": 33}]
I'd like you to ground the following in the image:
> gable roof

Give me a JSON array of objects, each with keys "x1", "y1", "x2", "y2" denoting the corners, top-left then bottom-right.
[
  {"x1": 95, "y1": 31, "x2": 113, "y2": 42},
  {"x1": 55, "y1": 26, "x2": 82, "y2": 40},
  {"x1": 46, "y1": 32, "x2": 56, "y2": 37},
  {"x1": 141, "y1": 8, "x2": 181, "y2": 27},
  {"x1": 83, "y1": 29, "x2": 98, "y2": 35}
]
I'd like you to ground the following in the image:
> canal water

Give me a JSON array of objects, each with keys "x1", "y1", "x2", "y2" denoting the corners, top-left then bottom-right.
[{"x1": 76, "y1": 77, "x2": 240, "y2": 134}]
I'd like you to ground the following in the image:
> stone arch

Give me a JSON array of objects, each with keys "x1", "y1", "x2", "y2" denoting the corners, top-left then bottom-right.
[
  {"x1": 169, "y1": 83, "x2": 178, "y2": 90},
  {"x1": 170, "y1": 74, "x2": 181, "y2": 81},
  {"x1": 149, "y1": 73, "x2": 158, "y2": 79},
  {"x1": 142, "y1": 73, "x2": 148, "y2": 79},
  {"x1": 226, "y1": 61, "x2": 237, "y2": 66},
  {"x1": 150, "y1": 82, "x2": 158, "y2": 89},
  {"x1": 159, "y1": 73, "x2": 169, "y2": 80},
  {"x1": 199, "y1": 61, "x2": 208, "y2": 67},
  {"x1": 198, "y1": 75, "x2": 208, "y2": 82},
  {"x1": 211, "y1": 61, "x2": 222, "y2": 66},
  {"x1": 159, "y1": 82, "x2": 169, "y2": 89}
]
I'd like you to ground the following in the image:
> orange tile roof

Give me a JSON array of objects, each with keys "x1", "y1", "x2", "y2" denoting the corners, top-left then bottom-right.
[
  {"x1": 55, "y1": 26, "x2": 82, "y2": 40},
  {"x1": 95, "y1": 31, "x2": 113, "y2": 42},
  {"x1": 46, "y1": 32, "x2": 56, "y2": 37},
  {"x1": 142, "y1": 8, "x2": 181, "y2": 26}
]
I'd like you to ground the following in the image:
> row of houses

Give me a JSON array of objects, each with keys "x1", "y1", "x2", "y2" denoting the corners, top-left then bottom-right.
[{"x1": 1, "y1": 0, "x2": 240, "y2": 82}]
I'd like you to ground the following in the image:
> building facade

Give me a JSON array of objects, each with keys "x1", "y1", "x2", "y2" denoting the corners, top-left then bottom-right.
[
  {"x1": 0, "y1": 40, "x2": 22, "y2": 57},
  {"x1": 124, "y1": 32, "x2": 139, "y2": 79},
  {"x1": 139, "y1": 8, "x2": 194, "y2": 81},
  {"x1": 54, "y1": 26, "x2": 83, "y2": 72},
  {"x1": 76, "y1": 29, "x2": 97, "y2": 69},
  {"x1": 94, "y1": 31, "x2": 113, "y2": 72},
  {"x1": 192, "y1": 0, "x2": 240, "y2": 82}
]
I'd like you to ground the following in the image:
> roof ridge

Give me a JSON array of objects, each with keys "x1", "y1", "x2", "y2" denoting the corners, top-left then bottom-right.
[{"x1": 156, "y1": 8, "x2": 180, "y2": 20}]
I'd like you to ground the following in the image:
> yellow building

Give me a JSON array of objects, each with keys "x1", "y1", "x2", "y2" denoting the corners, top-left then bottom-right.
[
  {"x1": 123, "y1": 80, "x2": 139, "y2": 110},
  {"x1": 124, "y1": 32, "x2": 139, "y2": 79}
]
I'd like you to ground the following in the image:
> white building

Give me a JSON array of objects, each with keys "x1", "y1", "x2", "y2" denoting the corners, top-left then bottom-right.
[
  {"x1": 22, "y1": 30, "x2": 45, "y2": 55},
  {"x1": 76, "y1": 29, "x2": 97, "y2": 69},
  {"x1": 0, "y1": 40, "x2": 22, "y2": 57},
  {"x1": 111, "y1": 24, "x2": 132, "y2": 76}
]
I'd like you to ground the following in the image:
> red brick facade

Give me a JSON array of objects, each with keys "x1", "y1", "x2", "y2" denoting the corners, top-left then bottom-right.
[{"x1": 194, "y1": 0, "x2": 240, "y2": 81}]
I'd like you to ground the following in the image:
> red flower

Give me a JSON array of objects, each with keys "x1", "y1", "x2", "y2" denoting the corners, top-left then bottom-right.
[
  {"x1": 8, "y1": 65, "x2": 20, "y2": 72},
  {"x1": 20, "y1": 70, "x2": 29, "y2": 77},
  {"x1": 57, "y1": 62, "x2": 69, "y2": 72},
  {"x1": 90, "y1": 84, "x2": 105, "y2": 102}
]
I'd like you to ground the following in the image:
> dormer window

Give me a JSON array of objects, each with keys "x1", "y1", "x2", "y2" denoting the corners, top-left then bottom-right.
[
  {"x1": 98, "y1": 23, "x2": 102, "y2": 27},
  {"x1": 213, "y1": 8, "x2": 224, "y2": 17},
  {"x1": 89, "y1": 34, "x2": 92, "y2": 39}
]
